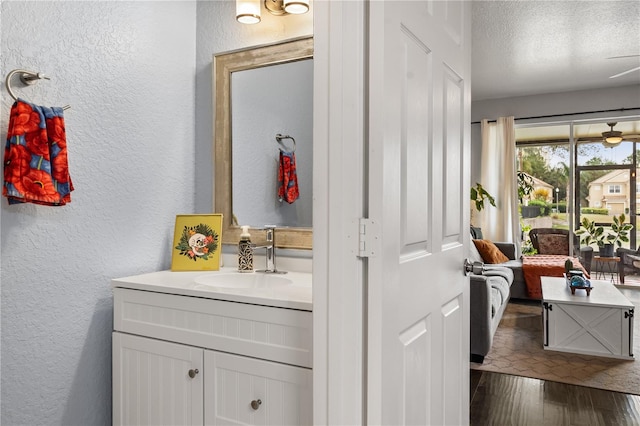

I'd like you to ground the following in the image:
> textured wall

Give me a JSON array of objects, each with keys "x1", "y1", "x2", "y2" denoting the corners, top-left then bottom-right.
[
  {"x1": 194, "y1": 0, "x2": 313, "y2": 214},
  {"x1": 1, "y1": 2, "x2": 197, "y2": 425}
]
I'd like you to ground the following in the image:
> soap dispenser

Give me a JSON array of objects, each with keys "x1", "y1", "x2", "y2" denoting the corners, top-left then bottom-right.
[{"x1": 238, "y1": 225, "x2": 253, "y2": 272}]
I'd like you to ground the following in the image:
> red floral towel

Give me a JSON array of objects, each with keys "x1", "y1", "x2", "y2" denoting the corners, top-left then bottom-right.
[
  {"x1": 522, "y1": 255, "x2": 589, "y2": 299},
  {"x1": 3, "y1": 99, "x2": 73, "y2": 206},
  {"x1": 278, "y1": 151, "x2": 299, "y2": 204}
]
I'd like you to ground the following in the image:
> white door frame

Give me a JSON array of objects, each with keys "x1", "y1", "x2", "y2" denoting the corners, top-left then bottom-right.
[
  {"x1": 313, "y1": 1, "x2": 471, "y2": 423},
  {"x1": 312, "y1": 0, "x2": 367, "y2": 424}
]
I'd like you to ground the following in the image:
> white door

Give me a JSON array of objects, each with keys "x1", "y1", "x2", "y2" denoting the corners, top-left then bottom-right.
[{"x1": 367, "y1": 1, "x2": 471, "y2": 425}]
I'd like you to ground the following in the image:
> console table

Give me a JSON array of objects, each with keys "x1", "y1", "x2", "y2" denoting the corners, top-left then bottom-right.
[{"x1": 541, "y1": 276, "x2": 634, "y2": 360}]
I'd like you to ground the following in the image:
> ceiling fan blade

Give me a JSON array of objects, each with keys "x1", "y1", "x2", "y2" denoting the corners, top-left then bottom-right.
[
  {"x1": 577, "y1": 137, "x2": 605, "y2": 142},
  {"x1": 607, "y1": 54, "x2": 640, "y2": 60},
  {"x1": 610, "y1": 66, "x2": 640, "y2": 79}
]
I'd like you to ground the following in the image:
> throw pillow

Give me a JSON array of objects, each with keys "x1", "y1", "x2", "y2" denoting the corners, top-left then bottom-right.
[{"x1": 472, "y1": 239, "x2": 509, "y2": 264}]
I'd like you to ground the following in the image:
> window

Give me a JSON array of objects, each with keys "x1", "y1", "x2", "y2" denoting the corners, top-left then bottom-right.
[{"x1": 515, "y1": 118, "x2": 640, "y2": 253}]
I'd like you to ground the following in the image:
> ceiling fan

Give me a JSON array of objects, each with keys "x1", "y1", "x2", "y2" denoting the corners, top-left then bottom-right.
[
  {"x1": 601, "y1": 122, "x2": 640, "y2": 147},
  {"x1": 608, "y1": 55, "x2": 640, "y2": 79},
  {"x1": 602, "y1": 122, "x2": 624, "y2": 146},
  {"x1": 575, "y1": 122, "x2": 640, "y2": 147}
]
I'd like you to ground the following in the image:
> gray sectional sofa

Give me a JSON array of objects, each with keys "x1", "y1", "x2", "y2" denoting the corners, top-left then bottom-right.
[
  {"x1": 469, "y1": 240, "x2": 522, "y2": 363},
  {"x1": 469, "y1": 235, "x2": 593, "y2": 363}
]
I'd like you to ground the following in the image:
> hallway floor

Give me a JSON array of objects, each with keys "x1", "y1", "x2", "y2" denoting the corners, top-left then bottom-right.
[{"x1": 470, "y1": 370, "x2": 640, "y2": 425}]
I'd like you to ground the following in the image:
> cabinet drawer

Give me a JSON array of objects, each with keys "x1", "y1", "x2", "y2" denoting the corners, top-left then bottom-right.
[
  {"x1": 204, "y1": 350, "x2": 312, "y2": 426},
  {"x1": 114, "y1": 288, "x2": 312, "y2": 368}
]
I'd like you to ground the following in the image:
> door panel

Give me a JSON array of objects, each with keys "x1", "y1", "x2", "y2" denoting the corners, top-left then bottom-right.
[
  {"x1": 368, "y1": 1, "x2": 471, "y2": 425},
  {"x1": 204, "y1": 350, "x2": 312, "y2": 425},
  {"x1": 113, "y1": 332, "x2": 203, "y2": 426},
  {"x1": 401, "y1": 27, "x2": 431, "y2": 250},
  {"x1": 443, "y1": 68, "x2": 464, "y2": 243}
]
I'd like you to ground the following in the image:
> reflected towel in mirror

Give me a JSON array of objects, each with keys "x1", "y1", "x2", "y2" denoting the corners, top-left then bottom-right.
[{"x1": 278, "y1": 150, "x2": 299, "y2": 204}]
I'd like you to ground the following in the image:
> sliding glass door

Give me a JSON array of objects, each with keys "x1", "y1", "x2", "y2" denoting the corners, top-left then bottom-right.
[
  {"x1": 516, "y1": 124, "x2": 570, "y2": 254},
  {"x1": 575, "y1": 121, "x2": 636, "y2": 250},
  {"x1": 516, "y1": 118, "x2": 640, "y2": 254}
]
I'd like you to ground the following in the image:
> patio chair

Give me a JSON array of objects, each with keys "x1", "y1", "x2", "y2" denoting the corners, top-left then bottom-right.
[
  {"x1": 529, "y1": 228, "x2": 593, "y2": 274},
  {"x1": 529, "y1": 228, "x2": 570, "y2": 255},
  {"x1": 617, "y1": 247, "x2": 640, "y2": 284}
]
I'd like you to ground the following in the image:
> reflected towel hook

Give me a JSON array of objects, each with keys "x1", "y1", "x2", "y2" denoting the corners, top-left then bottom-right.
[
  {"x1": 5, "y1": 69, "x2": 71, "y2": 110},
  {"x1": 275, "y1": 133, "x2": 296, "y2": 153}
]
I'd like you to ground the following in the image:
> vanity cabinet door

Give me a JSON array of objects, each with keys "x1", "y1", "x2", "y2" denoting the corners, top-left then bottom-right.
[
  {"x1": 204, "y1": 350, "x2": 312, "y2": 425},
  {"x1": 113, "y1": 332, "x2": 204, "y2": 426}
]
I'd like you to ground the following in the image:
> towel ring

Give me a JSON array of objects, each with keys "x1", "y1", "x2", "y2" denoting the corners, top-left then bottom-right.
[
  {"x1": 276, "y1": 134, "x2": 296, "y2": 153},
  {"x1": 5, "y1": 69, "x2": 71, "y2": 110}
]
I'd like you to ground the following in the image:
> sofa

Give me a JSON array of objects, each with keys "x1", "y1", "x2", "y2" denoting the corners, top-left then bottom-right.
[
  {"x1": 469, "y1": 240, "x2": 521, "y2": 363},
  {"x1": 469, "y1": 234, "x2": 593, "y2": 363}
]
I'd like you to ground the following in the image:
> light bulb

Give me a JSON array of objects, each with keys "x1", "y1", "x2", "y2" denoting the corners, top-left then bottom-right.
[
  {"x1": 237, "y1": 0, "x2": 261, "y2": 24},
  {"x1": 283, "y1": 0, "x2": 309, "y2": 14},
  {"x1": 605, "y1": 136, "x2": 623, "y2": 144}
]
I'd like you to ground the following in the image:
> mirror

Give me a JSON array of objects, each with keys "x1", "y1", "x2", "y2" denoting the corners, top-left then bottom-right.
[{"x1": 214, "y1": 37, "x2": 313, "y2": 249}]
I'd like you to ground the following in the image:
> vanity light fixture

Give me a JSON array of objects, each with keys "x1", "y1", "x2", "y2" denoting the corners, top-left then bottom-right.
[
  {"x1": 236, "y1": 0, "x2": 261, "y2": 24},
  {"x1": 237, "y1": 0, "x2": 309, "y2": 24}
]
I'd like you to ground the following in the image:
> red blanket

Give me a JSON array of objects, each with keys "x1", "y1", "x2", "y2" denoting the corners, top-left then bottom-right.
[{"x1": 522, "y1": 255, "x2": 589, "y2": 299}]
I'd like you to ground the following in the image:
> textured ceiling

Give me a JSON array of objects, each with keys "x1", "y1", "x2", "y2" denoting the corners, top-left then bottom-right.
[{"x1": 472, "y1": 0, "x2": 640, "y2": 101}]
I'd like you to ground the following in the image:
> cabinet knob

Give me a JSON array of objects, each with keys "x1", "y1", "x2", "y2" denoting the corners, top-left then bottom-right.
[
  {"x1": 188, "y1": 368, "x2": 199, "y2": 379},
  {"x1": 250, "y1": 399, "x2": 262, "y2": 410}
]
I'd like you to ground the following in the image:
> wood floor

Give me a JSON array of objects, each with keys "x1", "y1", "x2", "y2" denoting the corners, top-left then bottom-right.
[{"x1": 470, "y1": 370, "x2": 640, "y2": 425}]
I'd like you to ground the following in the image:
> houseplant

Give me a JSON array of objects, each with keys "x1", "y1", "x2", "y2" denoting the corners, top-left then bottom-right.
[
  {"x1": 605, "y1": 213, "x2": 633, "y2": 253},
  {"x1": 470, "y1": 182, "x2": 496, "y2": 234},
  {"x1": 471, "y1": 182, "x2": 496, "y2": 212},
  {"x1": 576, "y1": 216, "x2": 607, "y2": 254},
  {"x1": 576, "y1": 214, "x2": 633, "y2": 257}
]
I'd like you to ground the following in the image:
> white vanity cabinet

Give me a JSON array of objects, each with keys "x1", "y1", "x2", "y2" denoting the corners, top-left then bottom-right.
[{"x1": 112, "y1": 282, "x2": 313, "y2": 426}]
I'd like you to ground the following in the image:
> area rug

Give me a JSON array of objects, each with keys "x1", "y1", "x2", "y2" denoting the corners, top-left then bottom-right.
[{"x1": 471, "y1": 290, "x2": 640, "y2": 395}]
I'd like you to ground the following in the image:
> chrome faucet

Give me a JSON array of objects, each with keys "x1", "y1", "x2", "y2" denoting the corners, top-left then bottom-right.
[{"x1": 252, "y1": 226, "x2": 286, "y2": 274}]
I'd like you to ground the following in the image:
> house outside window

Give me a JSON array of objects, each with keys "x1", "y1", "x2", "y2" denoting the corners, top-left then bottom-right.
[{"x1": 609, "y1": 184, "x2": 621, "y2": 194}]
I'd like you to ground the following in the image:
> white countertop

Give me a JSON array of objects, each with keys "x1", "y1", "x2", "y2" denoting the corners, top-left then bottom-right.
[{"x1": 112, "y1": 267, "x2": 312, "y2": 311}]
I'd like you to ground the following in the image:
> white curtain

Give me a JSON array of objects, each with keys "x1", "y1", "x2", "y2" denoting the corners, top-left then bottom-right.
[{"x1": 479, "y1": 116, "x2": 520, "y2": 256}]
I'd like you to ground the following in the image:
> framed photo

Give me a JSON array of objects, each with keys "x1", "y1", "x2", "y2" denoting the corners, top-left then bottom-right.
[{"x1": 171, "y1": 214, "x2": 223, "y2": 271}]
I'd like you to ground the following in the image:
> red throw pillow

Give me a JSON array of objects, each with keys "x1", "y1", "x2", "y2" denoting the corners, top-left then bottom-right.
[{"x1": 472, "y1": 239, "x2": 509, "y2": 264}]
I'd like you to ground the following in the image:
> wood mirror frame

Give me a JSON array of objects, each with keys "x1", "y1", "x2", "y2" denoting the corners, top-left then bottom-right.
[{"x1": 213, "y1": 37, "x2": 313, "y2": 249}]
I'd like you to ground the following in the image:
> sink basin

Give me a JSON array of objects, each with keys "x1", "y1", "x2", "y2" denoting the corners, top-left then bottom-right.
[{"x1": 194, "y1": 272, "x2": 293, "y2": 289}]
